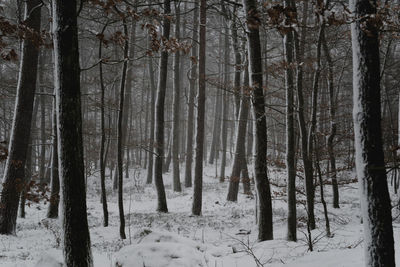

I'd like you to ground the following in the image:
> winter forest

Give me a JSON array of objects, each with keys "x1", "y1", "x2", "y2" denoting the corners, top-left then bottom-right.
[{"x1": 0, "y1": 0, "x2": 399, "y2": 266}]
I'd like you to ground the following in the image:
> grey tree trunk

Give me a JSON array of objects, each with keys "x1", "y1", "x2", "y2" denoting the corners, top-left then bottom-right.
[
  {"x1": 184, "y1": 0, "x2": 199, "y2": 188},
  {"x1": 154, "y1": 0, "x2": 171, "y2": 212},
  {"x1": 172, "y1": 3, "x2": 182, "y2": 192},
  {"x1": 242, "y1": 0, "x2": 273, "y2": 241},
  {"x1": 192, "y1": 0, "x2": 206, "y2": 216},
  {"x1": 116, "y1": 13, "x2": 129, "y2": 240},
  {"x1": 351, "y1": 0, "x2": 395, "y2": 266},
  {"x1": 146, "y1": 54, "x2": 156, "y2": 184},
  {"x1": 0, "y1": 0, "x2": 41, "y2": 235},
  {"x1": 53, "y1": 0, "x2": 93, "y2": 265},
  {"x1": 98, "y1": 23, "x2": 108, "y2": 227},
  {"x1": 47, "y1": 94, "x2": 59, "y2": 219},
  {"x1": 284, "y1": 0, "x2": 296, "y2": 242}
]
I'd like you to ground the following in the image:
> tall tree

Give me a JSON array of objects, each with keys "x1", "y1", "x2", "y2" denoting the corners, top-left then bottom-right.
[
  {"x1": 53, "y1": 0, "x2": 93, "y2": 265},
  {"x1": 146, "y1": 53, "x2": 157, "y2": 184},
  {"x1": 284, "y1": 0, "x2": 296, "y2": 242},
  {"x1": 192, "y1": 0, "x2": 206, "y2": 216},
  {"x1": 242, "y1": 0, "x2": 273, "y2": 241},
  {"x1": 154, "y1": 0, "x2": 171, "y2": 212},
  {"x1": 172, "y1": 2, "x2": 182, "y2": 192},
  {"x1": 351, "y1": 0, "x2": 395, "y2": 266},
  {"x1": 0, "y1": 0, "x2": 41, "y2": 235},
  {"x1": 184, "y1": 0, "x2": 199, "y2": 188}
]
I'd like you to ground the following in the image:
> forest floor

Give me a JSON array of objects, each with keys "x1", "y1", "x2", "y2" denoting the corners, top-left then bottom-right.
[{"x1": 0, "y1": 163, "x2": 400, "y2": 266}]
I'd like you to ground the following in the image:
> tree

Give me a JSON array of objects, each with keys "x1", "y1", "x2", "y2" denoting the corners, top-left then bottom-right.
[
  {"x1": 172, "y1": 2, "x2": 182, "y2": 192},
  {"x1": 284, "y1": 0, "x2": 296, "y2": 242},
  {"x1": 242, "y1": 0, "x2": 273, "y2": 241},
  {"x1": 350, "y1": 0, "x2": 395, "y2": 266},
  {"x1": 154, "y1": 0, "x2": 171, "y2": 213},
  {"x1": 53, "y1": 0, "x2": 93, "y2": 265},
  {"x1": 192, "y1": 0, "x2": 206, "y2": 216},
  {"x1": 184, "y1": 0, "x2": 199, "y2": 188},
  {"x1": 0, "y1": 0, "x2": 41, "y2": 235}
]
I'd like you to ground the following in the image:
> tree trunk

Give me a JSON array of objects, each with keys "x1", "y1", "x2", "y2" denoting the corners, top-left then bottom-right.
[
  {"x1": 47, "y1": 94, "x2": 59, "y2": 219},
  {"x1": 192, "y1": 0, "x2": 206, "y2": 216},
  {"x1": 154, "y1": 0, "x2": 171, "y2": 213},
  {"x1": 351, "y1": 0, "x2": 395, "y2": 265},
  {"x1": 0, "y1": 0, "x2": 41, "y2": 235},
  {"x1": 146, "y1": 53, "x2": 156, "y2": 184},
  {"x1": 184, "y1": 0, "x2": 199, "y2": 188},
  {"x1": 284, "y1": 0, "x2": 296, "y2": 241},
  {"x1": 53, "y1": 0, "x2": 93, "y2": 265},
  {"x1": 116, "y1": 13, "x2": 129, "y2": 240},
  {"x1": 242, "y1": 0, "x2": 273, "y2": 241},
  {"x1": 172, "y1": 3, "x2": 182, "y2": 192},
  {"x1": 99, "y1": 23, "x2": 108, "y2": 227}
]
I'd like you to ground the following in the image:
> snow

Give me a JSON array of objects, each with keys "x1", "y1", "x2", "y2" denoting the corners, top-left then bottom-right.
[{"x1": 0, "y1": 164, "x2": 399, "y2": 266}]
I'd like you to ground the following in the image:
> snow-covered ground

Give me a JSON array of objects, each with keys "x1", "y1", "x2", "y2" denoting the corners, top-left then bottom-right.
[{"x1": 0, "y1": 164, "x2": 399, "y2": 266}]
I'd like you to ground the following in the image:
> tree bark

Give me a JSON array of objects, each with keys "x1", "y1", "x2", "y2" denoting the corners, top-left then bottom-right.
[
  {"x1": 242, "y1": 0, "x2": 273, "y2": 241},
  {"x1": 184, "y1": 0, "x2": 199, "y2": 188},
  {"x1": 351, "y1": 0, "x2": 395, "y2": 266},
  {"x1": 192, "y1": 0, "x2": 206, "y2": 216},
  {"x1": 172, "y1": 2, "x2": 182, "y2": 192},
  {"x1": 0, "y1": 0, "x2": 41, "y2": 235},
  {"x1": 154, "y1": 0, "x2": 171, "y2": 212},
  {"x1": 53, "y1": 0, "x2": 93, "y2": 265}
]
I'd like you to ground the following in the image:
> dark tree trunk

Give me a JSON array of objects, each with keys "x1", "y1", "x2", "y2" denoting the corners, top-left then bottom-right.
[
  {"x1": 116, "y1": 13, "x2": 129, "y2": 240},
  {"x1": 172, "y1": 3, "x2": 182, "y2": 192},
  {"x1": 184, "y1": 0, "x2": 199, "y2": 188},
  {"x1": 154, "y1": 0, "x2": 171, "y2": 213},
  {"x1": 53, "y1": 0, "x2": 93, "y2": 265},
  {"x1": 99, "y1": 24, "x2": 108, "y2": 227},
  {"x1": 47, "y1": 94, "x2": 59, "y2": 219},
  {"x1": 351, "y1": 0, "x2": 395, "y2": 265},
  {"x1": 192, "y1": 0, "x2": 206, "y2": 216},
  {"x1": 146, "y1": 53, "x2": 156, "y2": 184},
  {"x1": 284, "y1": 0, "x2": 296, "y2": 242},
  {"x1": 19, "y1": 99, "x2": 39, "y2": 218},
  {"x1": 242, "y1": 0, "x2": 273, "y2": 241},
  {"x1": 0, "y1": 0, "x2": 41, "y2": 235}
]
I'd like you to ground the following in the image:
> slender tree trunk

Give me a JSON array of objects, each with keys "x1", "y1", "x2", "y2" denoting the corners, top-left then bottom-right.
[
  {"x1": 351, "y1": 0, "x2": 395, "y2": 265},
  {"x1": 146, "y1": 54, "x2": 156, "y2": 184},
  {"x1": 99, "y1": 23, "x2": 108, "y2": 227},
  {"x1": 184, "y1": 0, "x2": 199, "y2": 188},
  {"x1": 172, "y1": 3, "x2": 182, "y2": 192},
  {"x1": 284, "y1": 0, "x2": 296, "y2": 241},
  {"x1": 47, "y1": 94, "x2": 59, "y2": 218},
  {"x1": 293, "y1": 0, "x2": 315, "y2": 230},
  {"x1": 0, "y1": 0, "x2": 41, "y2": 235},
  {"x1": 322, "y1": 29, "x2": 339, "y2": 208},
  {"x1": 154, "y1": 0, "x2": 171, "y2": 212},
  {"x1": 116, "y1": 13, "x2": 129, "y2": 240},
  {"x1": 242, "y1": 0, "x2": 273, "y2": 241},
  {"x1": 53, "y1": 0, "x2": 93, "y2": 265},
  {"x1": 192, "y1": 0, "x2": 206, "y2": 216}
]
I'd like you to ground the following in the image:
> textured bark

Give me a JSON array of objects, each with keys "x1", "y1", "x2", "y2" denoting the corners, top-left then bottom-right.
[
  {"x1": 53, "y1": 0, "x2": 93, "y2": 265},
  {"x1": 116, "y1": 13, "x2": 129, "y2": 240},
  {"x1": 154, "y1": 0, "x2": 171, "y2": 213},
  {"x1": 351, "y1": 0, "x2": 395, "y2": 266},
  {"x1": 172, "y1": 3, "x2": 182, "y2": 192},
  {"x1": 219, "y1": 12, "x2": 230, "y2": 182},
  {"x1": 146, "y1": 54, "x2": 156, "y2": 184},
  {"x1": 293, "y1": 0, "x2": 315, "y2": 230},
  {"x1": 47, "y1": 95, "x2": 59, "y2": 219},
  {"x1": 192, "y1": 0, "x2": 206, "y2": 216},
  {"x1": 184, "y1": 1, "x2": 199, "y2": 188},
  {"x1": 98, "y1": 24, "x2": 108, "y2": 227},
  {"x1": 242, "y1": 0, "x2": 273, "y2": 241},
  {"x1": 0, "y1": 0, "x2": 41, "y2": 235},
  {"x1": 322, "y1": 30, "x2": 339, "y2": 209},
  {"x1": 284, "y1": 0, "x2": 296, "y2": 241}
]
